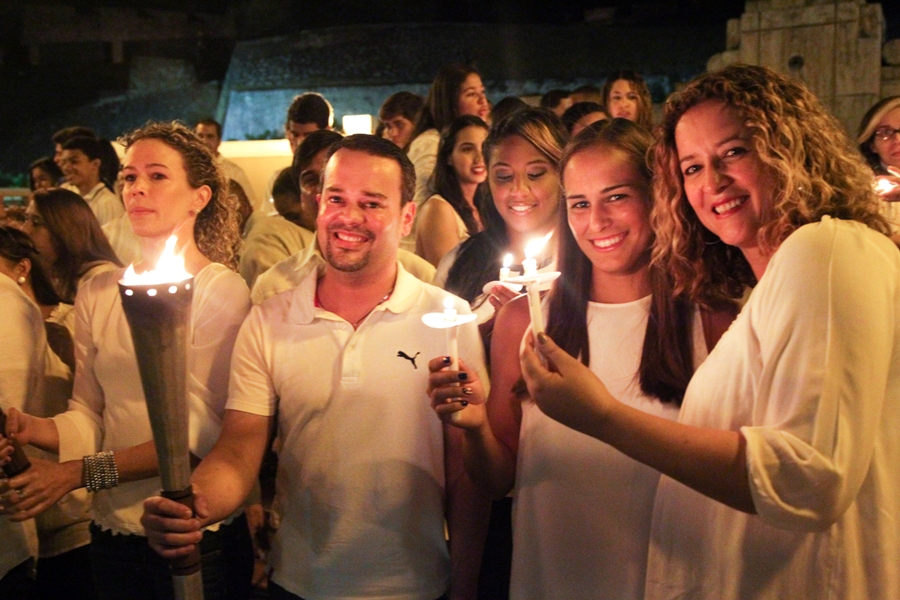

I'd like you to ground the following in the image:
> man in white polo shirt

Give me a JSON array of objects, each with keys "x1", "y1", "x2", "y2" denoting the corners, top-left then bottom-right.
[{"x1": 141, "y1": 135, "x2": 486, "y2": 600}]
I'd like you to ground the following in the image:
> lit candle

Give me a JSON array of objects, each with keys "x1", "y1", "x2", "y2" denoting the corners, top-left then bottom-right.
[
  {"x1": 876, "y1": 177, "x2": 899, "y2": 196},
  {"x1": 523, "y1": 234, "x2": 552, "y2": 333},
  {"x1": 422, "y1": 297, "x2": 477, "y2": 372},
  {"x1": 445, "y1": 297, "x2": 460, "y2": 369},
  {"x1": 499, "y1": 254, "x2": 513, "y2": 282}
]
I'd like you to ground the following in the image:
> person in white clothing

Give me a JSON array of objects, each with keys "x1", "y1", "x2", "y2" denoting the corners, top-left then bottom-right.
[
  {"x1": 430, "y1": 119, "x2": 736, "y2": 600},
  {"x1": 59, "y1": 136, "x2": 124, "y2": 226},
  {"x1": 416, "y1": 115, "x2": 488, "y2": 267},
  {"x1": 195, "y1": 118, "x2": 258, "y2": 208},
  {"x1": 404, "y1": 64, "x2": 490, "y2": 251},
  {"x1": 1, "y1": 121, "x2": 253, "y2": 600},
  {"x1": 520, "y1": 64, "x2": 900, "y2": 599},
  {"x1": 140, "y1": 134, "x2": 487, "y2": 600},
  {"x1": 24, "y1": 188, "x2": 122, "y2": 306}
]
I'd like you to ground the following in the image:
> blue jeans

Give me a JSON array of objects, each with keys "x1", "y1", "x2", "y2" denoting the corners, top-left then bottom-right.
[{"x1": 89, "y1": 514, "x2": 253, "y2": 600}]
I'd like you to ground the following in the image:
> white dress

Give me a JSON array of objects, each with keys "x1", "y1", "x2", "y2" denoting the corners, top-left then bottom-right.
[
  {"x1": 646, "y1": 217, "x2": 900, "y2": 599},
  {"x1": 511, "y1": 296, "x2": 706, "y2": 600}
]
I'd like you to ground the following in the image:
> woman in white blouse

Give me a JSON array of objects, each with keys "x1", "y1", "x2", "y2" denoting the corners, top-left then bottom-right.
[{"x1": 2, "y1": 122, "x2": 253, "y2": 600}]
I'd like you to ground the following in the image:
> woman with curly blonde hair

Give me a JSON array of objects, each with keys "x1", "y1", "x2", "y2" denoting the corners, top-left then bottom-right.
[
  {"x1": 1, "y1": 122, "x2": 254, "y2": 599},
  {"x1": 519, "y1": 64, "x2": 900, "y2": 599}
]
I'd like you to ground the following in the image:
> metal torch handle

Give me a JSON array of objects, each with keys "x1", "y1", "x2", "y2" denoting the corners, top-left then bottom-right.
[{"x1": 161, "y1": 485, "x2": 204, "y2": 600}]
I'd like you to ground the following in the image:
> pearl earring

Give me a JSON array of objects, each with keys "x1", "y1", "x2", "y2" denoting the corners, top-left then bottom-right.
[{"x1": 17, "y1": 276, "x2": 26, "y2": 285}]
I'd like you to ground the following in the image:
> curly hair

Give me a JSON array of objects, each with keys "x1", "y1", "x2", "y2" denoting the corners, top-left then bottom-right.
[
  {"x1": 651, "y1": 64, "x2": 890, "y2": 304},
  {"x1": 119, "y1": 121, "x2": 241, "y2": 270}
]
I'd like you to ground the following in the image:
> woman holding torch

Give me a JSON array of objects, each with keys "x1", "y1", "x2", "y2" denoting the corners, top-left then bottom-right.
[
  {"x1": 1, "y1": 122, "x2": 253, "y2": 600},
  {"x1": 521, "y1": 65, "x2": 900, "y2": 598}
]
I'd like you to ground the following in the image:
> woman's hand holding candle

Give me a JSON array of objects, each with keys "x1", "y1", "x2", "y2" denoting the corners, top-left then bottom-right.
[{"x1": 427, "y1": 356, "x2": 487, "y2": 430}]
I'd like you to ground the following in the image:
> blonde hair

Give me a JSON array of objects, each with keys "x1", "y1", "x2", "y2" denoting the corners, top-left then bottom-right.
[
  {"x1": 651, "y1": 64, "x2": 889, "y2": 303},
  {"x1": 119, "y1": 121, "x2": 241, "y2": 270}
]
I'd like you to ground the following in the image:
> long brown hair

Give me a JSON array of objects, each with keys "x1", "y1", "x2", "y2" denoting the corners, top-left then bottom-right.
[
  {"x1": 652, "y1": 64, "x2": 889, "y2": 304},
  {"x1": 119, "y1": 121, "x2": 241, "y2": 270},
  {"x1": 602, "y1": 70, "x2": 653, "y2": 130},
  {"x1": 31, "y1": 188, "x2": 122, "y2": 302},
  {"x1": 431, "y1": 115, "x2": 489, "y2": 236},
  {"x1": 548, "y1": 119, "x2": 695, "y2": 405},
  {"x1": 445, "y1": 108, "x2": 567, "y2": 303},
  {"x1": 409, "y1": 63, "x2": 481, "y2": 148}
]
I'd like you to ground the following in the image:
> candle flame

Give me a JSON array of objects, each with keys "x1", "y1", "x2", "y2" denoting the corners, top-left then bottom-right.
[
  {"x1": 875, "y1": 177, "x2": 898, "y2": 195},
  {"x1": 121, "y1": 236, "x2": 191, "y2": 285},
  {"x1": 502, "y1": 253, "x2": 513, "y2": 268},
  {"x1": 525, "y1": 232, "x2": 553, "y2": 260}
]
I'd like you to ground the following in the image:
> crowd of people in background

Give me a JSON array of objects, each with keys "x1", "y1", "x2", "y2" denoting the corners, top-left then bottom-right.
[{"x1": 1, "y1": 59, "x2": 900, "y2": 600}]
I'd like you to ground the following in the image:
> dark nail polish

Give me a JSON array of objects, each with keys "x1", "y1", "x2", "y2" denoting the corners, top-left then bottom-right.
[
  {"x1": 461, "y1": 401, "x2": 469, "y2": 407},
  {"x1": 442, "y1": 356, "x2": 451, "y2": 364},
  {"x1": 457, "y1": 372, "x2": 468, "y2": 381},
  {"x1": 462, "y1": 387, "x2": 473, "y2": 396}
]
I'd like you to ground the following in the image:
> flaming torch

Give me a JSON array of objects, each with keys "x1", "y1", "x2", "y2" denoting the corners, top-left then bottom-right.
[{"x1": 118, "y1": 236, "x2": 203, "y2": 600}]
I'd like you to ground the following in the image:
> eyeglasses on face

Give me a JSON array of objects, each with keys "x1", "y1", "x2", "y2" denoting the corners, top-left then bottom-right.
[{"x1": 874, "y1": 126, "x2": 900, "y2": 142}]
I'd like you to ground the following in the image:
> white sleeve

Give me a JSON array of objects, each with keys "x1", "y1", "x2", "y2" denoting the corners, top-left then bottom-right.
[
  {"x1": 409, "y1": 130, "x2": 439, "y2": 206},
  {"x1": 742, "y1": 222, "x2": 899, "y2": 530},
  {"x1": 53, "y1": 282, "x2": 105, "y2": 461},
  {"x1": 188, "y1": 268, "x2": 252, "y2": 457},
  {"x1": 0, "y1": 292, "x2": 42, "y2": 412},
  {"x1": 226, "y1": 305, "x2": 278, "y2": 417}
]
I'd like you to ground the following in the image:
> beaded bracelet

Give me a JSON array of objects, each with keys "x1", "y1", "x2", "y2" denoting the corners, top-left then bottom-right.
[{"x1": 83, "y1": 450, "x2": 119, "y2": 493}]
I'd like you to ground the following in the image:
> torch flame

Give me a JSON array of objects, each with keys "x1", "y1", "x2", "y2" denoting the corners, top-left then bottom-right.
[
  {"x1": 121, "y1": 236, "x2": 192, "y2": 285},
  {"x1": 525, "y1": 232, "x2": 553, "y2": 260}
]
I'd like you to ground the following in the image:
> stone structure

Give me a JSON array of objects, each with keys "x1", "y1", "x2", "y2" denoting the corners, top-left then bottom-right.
[
  {"x1": 707, "y1": 0, "x2": 898, "y2": 133},
  {"x1": 216, "y1": 22, "x2": 725, "y2": 140}
]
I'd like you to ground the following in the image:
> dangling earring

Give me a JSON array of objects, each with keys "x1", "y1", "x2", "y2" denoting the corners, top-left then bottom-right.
[{"x1": 17, "y1": 276, "x2": 26, "y2": 285}]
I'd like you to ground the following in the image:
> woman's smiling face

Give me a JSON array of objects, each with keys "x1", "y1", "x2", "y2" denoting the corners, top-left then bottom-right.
[{"x1": 489, "y1": 134, "x2": 560, "y2": 239}]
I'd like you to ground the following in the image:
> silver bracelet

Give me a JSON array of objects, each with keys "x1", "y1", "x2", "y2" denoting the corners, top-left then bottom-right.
[{"x1": 83, "y1": 450, "x2": 119, "y2": 493}]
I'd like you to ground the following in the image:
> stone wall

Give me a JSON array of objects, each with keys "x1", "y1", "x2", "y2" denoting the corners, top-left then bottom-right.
[{"x1": 708, "y1": 0, "x2": 896, "y2": 134}]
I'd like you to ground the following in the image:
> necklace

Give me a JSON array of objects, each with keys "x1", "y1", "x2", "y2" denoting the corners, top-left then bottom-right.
[{"x1": 316, "y1": 284, "x2": 394, "y2": 329}]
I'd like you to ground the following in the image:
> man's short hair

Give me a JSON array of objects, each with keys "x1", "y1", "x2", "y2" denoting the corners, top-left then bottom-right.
[
  {"x1": 52, "y1": 126, "x2": 96, "y2": 146},
  {"x1": 272, "y1": 167, "x2": 301, "y2": 216},
  {"x1": 379, "y1": 92, "x2": 425, "y2": 123},
  {"x1": 291, "y1": 130, "x2": 344, "y2": 184},
  {"x1": 287, "y1": 93, "x2": 334, "y2": 129},
  {"x1": 322, "y1": 135, "x2": 415, "y2": 207},
  {"x1": 196, "y1": 117, "x2": 222, "y2": 139},
  {"x1": 61, "y1": 135, "x2": 104, "y2": 161}
]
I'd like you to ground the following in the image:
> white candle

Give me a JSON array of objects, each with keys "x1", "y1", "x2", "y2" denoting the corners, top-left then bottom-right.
[
  {"x1": 499, "y1": 253, "x2": 513, "y2": 281},
  {"x1": 443, "y1": 297, "x2": 460, "y2": 369},
  {"x1": 527, "y1": 282, "x2": 545, "y2": 335}
]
